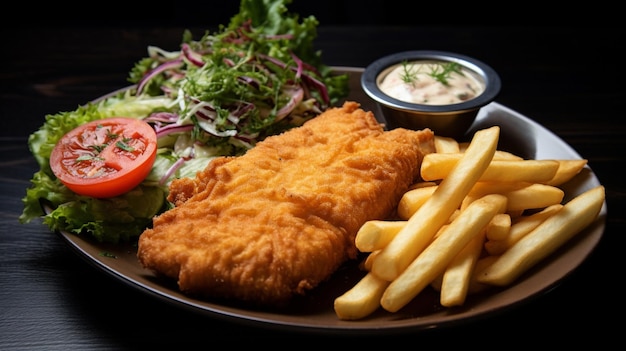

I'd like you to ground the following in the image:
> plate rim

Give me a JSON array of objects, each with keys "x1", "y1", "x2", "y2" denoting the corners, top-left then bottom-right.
[{"x1": 50, "y1": 66, "x2": 607, "y2": 335}]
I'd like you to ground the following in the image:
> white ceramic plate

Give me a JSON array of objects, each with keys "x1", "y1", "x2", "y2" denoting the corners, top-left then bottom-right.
[{"x1": 53, "y1": 67, "x2": 607, "y2": 335}]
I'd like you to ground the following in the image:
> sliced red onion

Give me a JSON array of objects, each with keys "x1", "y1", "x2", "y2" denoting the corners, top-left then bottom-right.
[
  {"x1": 298, "y1": 73, "x2": 329, "y2": 105},
  {"x1": 238, "y1": 76, "x2": 260, "y2": 90},
  {"x1": 181, "y1": 43, "x2": 205, "y2": 67},
  {"x1": 143, "y1": 112, "x2": 178, "y2": 123},
  {"x1": 155, "y1": 124, "x2": 194, "y2": 138},
  {"x1": 275, "y1": 85, "x2": 304, "y2": 121},
  {"x1": 136, "y1": 59, "x2": 184, "y2": 95},
  {"x1": 159, "y1": 156, "x2": 187, "y2": 186},
  {"x1": 257, "y1": 53, "x2": 329, "y2": 105}
]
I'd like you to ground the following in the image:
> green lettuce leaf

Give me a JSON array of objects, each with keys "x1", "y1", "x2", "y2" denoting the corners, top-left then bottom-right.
[{"x1": 20, "y1": 92, "x2": 174, "y2": 243}]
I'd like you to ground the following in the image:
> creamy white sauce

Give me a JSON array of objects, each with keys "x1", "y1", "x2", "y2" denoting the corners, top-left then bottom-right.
[{"x1": 378, "y1": 60, "x2": 485, "y2": 105}]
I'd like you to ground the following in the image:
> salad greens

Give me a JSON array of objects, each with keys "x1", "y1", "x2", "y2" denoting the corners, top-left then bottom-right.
[{"x1": 19, "y1": 0, "x2": 349, "y2": 243}]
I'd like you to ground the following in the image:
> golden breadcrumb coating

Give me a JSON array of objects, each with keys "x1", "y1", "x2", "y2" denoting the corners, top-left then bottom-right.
[{"x1": 138, "y1": 101, "x2": 435, "y2": 307}]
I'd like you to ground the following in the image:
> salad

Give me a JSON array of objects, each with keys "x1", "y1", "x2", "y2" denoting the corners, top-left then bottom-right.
[{"x1": 19, "y1": 0, "x2": 349, "y2": 243}]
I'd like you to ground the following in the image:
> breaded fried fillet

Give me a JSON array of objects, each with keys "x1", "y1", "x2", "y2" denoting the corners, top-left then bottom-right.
[{"x1": 137, "y1": 101, "x2": 435, "y2": 307}]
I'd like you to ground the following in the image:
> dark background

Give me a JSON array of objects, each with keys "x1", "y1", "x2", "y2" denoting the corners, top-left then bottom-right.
[{"x1": 6, "y1": 0, "x2": 623, "y2": 28}]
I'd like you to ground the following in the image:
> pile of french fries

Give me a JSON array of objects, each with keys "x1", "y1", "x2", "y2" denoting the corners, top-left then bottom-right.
[{"x1": 334, "y1": 126, "x2": 605, "y2": 320}]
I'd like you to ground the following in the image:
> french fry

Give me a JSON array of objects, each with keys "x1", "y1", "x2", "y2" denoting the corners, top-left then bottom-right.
[
  {"x1": 355, "y1": 220, "x2": 406, "y2": 252},
  {"x1": 468, "y1": 182, "x2": 564, "y2": 211},
  {"x1": 421, "y1": 154, "x2": 560, "y2": 183},
  {"x1": 469, "y1": 181, "x2": 530, "y2": 197},
  {"x1": 434, "y1": 135, "x2": 460, "y2": 153},
  {"x1": 396, "y1": 185, "x2": 437, "y2": 220},
  {"x1": 361, "y1": 250, "x2": 380, "y2": 271},
  {"x1": 467, "y1": 255, "x2": 499, "y2": 294},
  {"x1": 501, "y1": 183, "x2": 564, "y2": 211},
  {"x1": 336, "y1": 127, "x2": 601, "y2": 320},
  {"x1": 443, "y1": 143, "x2": 523, "y2": 160},
  {"x1": 334, "y1": 272, "x2": 390, "y2": 320},
  {"x1": 485, "y1": 213, "x2": 511, "y2": 241},
  {"x1": 381, "y1": 194, "x2": 507, "y2": 312},
  {"x1": 458, "y1": 141, "x2": 469, "y2": 152},
  {"x1": 408, "y1": 181, "x2": 438, "y2": 190},
  {"x1": 506, "y1": 209, "x2": 525, "y2": 219},
  {"x1": 484, "y1": 204, "x2": 564, "y2": 255},
  {"x1": 440, "y1": 229, "x2": 486, "y2": 307},
  {"x1": 448, "y1": 209, "x2": 461, "y2": 223},
  {"x1": 492, "y1": 150, "x2": 524, "y2": 161},
  {"x1": 430, "y1": 271, "x2": 443, "y2": 292},
  {"x1": 371, "y1": 126, "x2": 500, "y2": 282},
  {"x1": 477, "y1": 185, "x2": 605, "y2": 286},
  {"x1": 542, "y1": 159, "x2": 588, "y2": 186}
]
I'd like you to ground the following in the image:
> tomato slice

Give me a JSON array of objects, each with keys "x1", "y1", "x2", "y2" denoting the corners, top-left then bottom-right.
[{"x1": 50, "y1": 117, "x2": 158, "y2": 198}]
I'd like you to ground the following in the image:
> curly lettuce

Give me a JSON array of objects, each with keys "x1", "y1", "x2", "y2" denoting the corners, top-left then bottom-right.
[{"x1": 20, "y1": 0, "x2": 348, "y2": 244}]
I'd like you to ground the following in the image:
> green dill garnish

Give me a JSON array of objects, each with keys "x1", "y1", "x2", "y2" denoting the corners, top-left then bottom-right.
[
  {"x1": 400, "y1": 60, "x2": 420, "y2": 84},
  {"x1": 116, "y1": 138, "x2": 135, "y2": 152},
  {"x1": 428, "y1": 62, "x2": 463, "y2": 85},
  {"x1": 89, "y1": 144, "x2": 107, "y2": 153},
  {"x1": 99, "y1": 125, "x2": 118, "y2": 140},
  {"x1": 399, "y1": 61, "x2": 464, "y2": 86}
]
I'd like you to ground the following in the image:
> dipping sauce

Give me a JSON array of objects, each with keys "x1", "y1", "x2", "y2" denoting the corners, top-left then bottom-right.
[{"x1": 378, "y1": 60, "x2": 485, "y2": 105}]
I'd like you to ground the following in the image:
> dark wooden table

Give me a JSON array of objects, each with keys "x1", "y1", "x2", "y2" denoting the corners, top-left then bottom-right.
[{"x1": 2, "y1": 23, "x2": 624, "y2": 348}]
